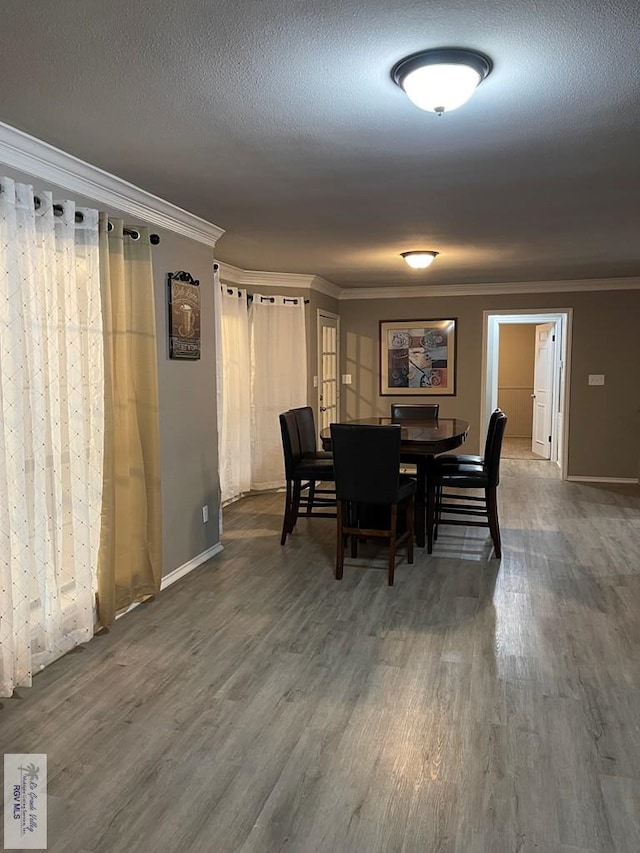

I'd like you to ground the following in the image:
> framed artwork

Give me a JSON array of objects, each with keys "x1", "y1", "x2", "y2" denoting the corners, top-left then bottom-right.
[
  {"x1": 380, "y1": 318, "x2": 457, "y2": 395},
  {"x1": 168, "y1": 270, "x2": 200, "y2": 359}
]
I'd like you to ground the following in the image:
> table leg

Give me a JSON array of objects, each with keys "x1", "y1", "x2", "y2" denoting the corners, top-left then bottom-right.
[
  {"x1": 414, "y1": 457, "x2": 426, "y2": 548},
  {"x1": 426, "y1": 454, "x2": 436, "y2": 554}
]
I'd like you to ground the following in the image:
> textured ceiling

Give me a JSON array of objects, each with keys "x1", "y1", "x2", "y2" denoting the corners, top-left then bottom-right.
[{"x1": 1, "y1": 0, "x2": 639, "y2": 288}]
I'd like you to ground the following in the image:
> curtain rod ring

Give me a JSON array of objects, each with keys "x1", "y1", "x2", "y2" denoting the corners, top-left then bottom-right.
[{"x1": 105, "y1": 220, "x2": 159, "y2": 243}]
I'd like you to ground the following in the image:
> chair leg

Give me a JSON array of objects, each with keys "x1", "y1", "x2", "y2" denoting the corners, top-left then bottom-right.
[
  {"x1": 434, "y1": 482, "x2": 443, "y2": 541},
  {"x1": 307, "y1": 480, "x2": 316, "y2": 515},
  {"x1": 348, "y1": 502, "x2": 358, "y2": 557},
  {"x1": 407, "y1": 494, "x2": 414, "y2": 565},
  {"x1": 414, "y1": 458, "x2": 426, "y2": 548},
  {"x1": 281, "y1": 480, "x2": 293, "y2": 545},
  {"x1": 336, "y1": 499, "x2": 345, "y2": 580},
  {"x1": 291, "y1": 480, "x2": 302, "y2": 531},
  {"x1": 486, "y1": 486, "x2": 502, "y2": 558},
  {"x1": 388, "y1": 504, "x2": 398, "y2": 586},
  {"x1": 426, "y1": 455, "x2": 436, "y2": 554}
]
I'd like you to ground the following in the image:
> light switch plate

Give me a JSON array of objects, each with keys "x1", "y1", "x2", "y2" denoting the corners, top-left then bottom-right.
[
  {"x1": 588, "y1": 374, "x2": 605, "y2": 385},
  {"x1": 342, "y1": 374, "x2": 352, "y2": 385}
]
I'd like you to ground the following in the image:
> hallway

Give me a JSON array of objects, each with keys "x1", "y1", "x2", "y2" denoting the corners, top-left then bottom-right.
[{"x1": 502, "y1": 435, "x2": 561, "y2": 479}]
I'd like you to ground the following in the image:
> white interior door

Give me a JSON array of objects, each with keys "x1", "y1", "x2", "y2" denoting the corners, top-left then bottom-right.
[
  {"x1": 317, "y1": 311, "x2": 339, "y2": 433},
  {"x1": 532, "y1": 322, "x2": 555, "y2": 458}
]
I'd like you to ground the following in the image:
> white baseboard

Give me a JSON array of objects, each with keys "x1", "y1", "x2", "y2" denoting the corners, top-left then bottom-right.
[
  {"x1": 160, "y1": 542, "x2": 224, "y2": 590},
  {"x1": 567, "y1": 476, "x2": 639, "y2": 484},
  {"x1": 115, "y1": 542, "x2": 224, "y2": 620}
]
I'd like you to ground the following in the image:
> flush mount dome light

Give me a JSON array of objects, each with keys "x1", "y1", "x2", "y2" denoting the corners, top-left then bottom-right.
[
  {"x1": 391, "y1": 48, "x2": 492, "y2": 114},
  {"x1": 401, "y1": 251, "x2": 439, "y2": 269}
]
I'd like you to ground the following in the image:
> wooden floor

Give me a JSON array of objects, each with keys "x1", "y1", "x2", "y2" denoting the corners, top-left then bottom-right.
[
  {"x1": 2, "y1": 468, "x2": 639, "y2": 852},
  {"x1": 503, "y1": 436, "x2": 540, "y2": 460}
]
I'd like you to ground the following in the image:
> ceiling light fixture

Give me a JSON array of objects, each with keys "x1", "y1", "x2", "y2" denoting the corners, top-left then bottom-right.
[
  {"x1": 391, "y1": 48, "x2": 492, "y2": 115},
  {"x1": 401, "y1": 251, "x2": 439, "y2": 269}
]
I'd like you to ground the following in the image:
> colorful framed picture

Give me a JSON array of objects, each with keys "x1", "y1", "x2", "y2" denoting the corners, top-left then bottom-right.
[{"x1": 380, "y1": 318, "x2": 457, "y2": 395}]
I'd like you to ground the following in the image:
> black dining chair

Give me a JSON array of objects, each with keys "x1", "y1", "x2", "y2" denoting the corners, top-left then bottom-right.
[
  {"x1": 437, "y1": 407, "x2": 504, "y2": 467},
  {"x1": 391, "y1": 403, "x2": 440, "y2": 472},
  {"x1": 390, "y1": 403, "x2": 440, "y2": 421},
  {"x1": 433, "y1": 410, "x2": 508, "y2": 557},
  {"x1": 390, "y1": 404, "x2": 440, "y2": 525},
  {"x1": 290, "y1": 405, "x2": 336, "y2": 517},
  {"x1": 279, "y1": 410, "x2": 335, "y2": 545},
  {"x1": 391, "y1": 403, "x2": 440, "y2": 477},
  {"x1": 290, "y1": 406, "x2": 331, "y2": 460},
  {"x1": 330, "y1": 423, "x2": 416, "y2": 585}
]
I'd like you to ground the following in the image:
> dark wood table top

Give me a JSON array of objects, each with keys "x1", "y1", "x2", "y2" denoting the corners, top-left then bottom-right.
[{"x1": 320, "y1": 417, "x2": 470, "y2": 455}]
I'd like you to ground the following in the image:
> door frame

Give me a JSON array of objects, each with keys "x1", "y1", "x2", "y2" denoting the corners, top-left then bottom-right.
[
  {"x1": 481, "y1": 309, "x2": 573, "y2": 479},
  {"x1": 316, "y1": 309, "x2": 340, "y2": 428}
]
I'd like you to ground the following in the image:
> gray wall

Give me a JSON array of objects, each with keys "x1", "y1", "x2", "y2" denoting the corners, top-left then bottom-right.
[
  {"x1": 153, "y1": 231, "x2": 219, "y2": 575},
  {"x1": 338, "y1": 289, "x2": 640, "y2": 480}
]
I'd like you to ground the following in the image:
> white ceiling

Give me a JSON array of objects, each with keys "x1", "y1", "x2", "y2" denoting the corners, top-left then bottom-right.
[{"x1": 1, "y1": 0, "x2": 639, "y2": 289}]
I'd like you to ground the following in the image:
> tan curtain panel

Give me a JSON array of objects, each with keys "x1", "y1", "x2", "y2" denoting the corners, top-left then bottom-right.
[{"x1": 97, "y1": 217, "x2": 162, "y2": 626}]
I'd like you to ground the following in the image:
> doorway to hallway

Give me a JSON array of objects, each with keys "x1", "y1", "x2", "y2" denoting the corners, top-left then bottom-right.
[{"x1": 482, "y1": 310, "x2": 572, "y2": 479}]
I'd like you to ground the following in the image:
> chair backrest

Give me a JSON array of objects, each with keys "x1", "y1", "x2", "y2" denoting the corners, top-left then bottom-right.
[
  {"x1": 482, "y1": 408, "x2": 504, "y2": 458},
  {"x1": 290, "y1": 406, "x2": 318, "y2": 454},
  {"x1": 390, "y1": 403, "x2": 440, "y2": 421},
  {"x1": 330, "y1": 423, "x2": 402, "y2": 505},
  {"x1": 279, "y1": 411, "x2": 303, "y2": 478},
  {"x1": 484, "y1": 409, "x2": 508, "y2": 486}
]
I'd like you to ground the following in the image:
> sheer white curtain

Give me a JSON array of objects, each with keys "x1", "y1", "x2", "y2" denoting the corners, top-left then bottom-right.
[
  {"x1": 0, "y1": 179, "x2": 103, "y2": 697},
  {"x1": 214, "y1": 269, "x2": 251, "y2": 504},
  {"x1": 249, "y1": 294, "x2": 307, "y2": 490}
]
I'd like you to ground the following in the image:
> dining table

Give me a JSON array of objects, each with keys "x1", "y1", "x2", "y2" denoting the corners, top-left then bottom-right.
[{"x1": 320, "y1": 417, "x2": 470, "y2": 551}]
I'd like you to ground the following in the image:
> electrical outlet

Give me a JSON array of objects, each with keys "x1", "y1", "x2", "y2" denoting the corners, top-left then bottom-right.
[
  {"x1": 588, "y1": 374, "x2": 605, "y2": 386},
  {"x1": 202, "y1": 505, "x2": 209, "y2": 523}
]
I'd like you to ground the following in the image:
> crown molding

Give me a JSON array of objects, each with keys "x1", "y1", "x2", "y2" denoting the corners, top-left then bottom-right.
[
  {"x1": 216, "y1": 261, "x2": 341, "y2": 299},
  {"x1": 0, "y1": 121, "x2": 224, "y2": 247},
  {"x1": 214, "y1": 265, "x2": 640, "y2": 300},
  {"x1": 216, "y1": 262, "x2": 314, "y2": 288},
  {"x1": 309, "y1": 275, "x2": 342, "y2": 300},
  {"x1": 338, "y1": 277, "x2": 640, "y2": 300}
]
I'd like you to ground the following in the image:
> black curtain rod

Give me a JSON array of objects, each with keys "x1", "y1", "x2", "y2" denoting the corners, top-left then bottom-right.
[
  {"x1": 249, "y1": 294, "x2": 309, "y2": 305},
  {"x1": 34, "y1": 196, "x2": 86, "y2": 223},
  {"x1": 216, "y1": 266, "x2": 308, "y2": 305},
  {"x1": 0, "y1": 188, "x2": 161, "y2": 243},
  {"x1": 224, "y1": 288, "x2": 308, "y2": 305},
  {"x1": 105, "y1": 219, "x2": 160, "y2": 244}
]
